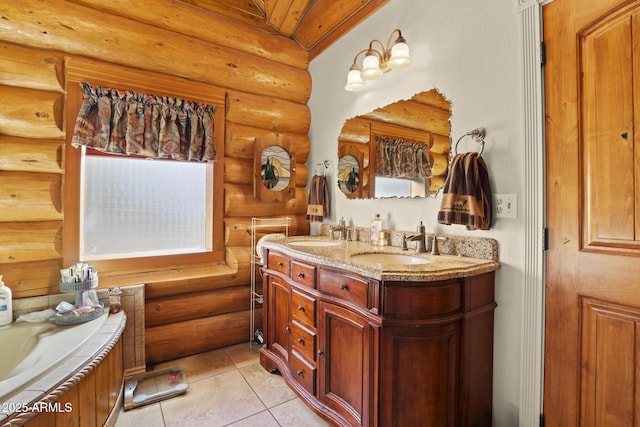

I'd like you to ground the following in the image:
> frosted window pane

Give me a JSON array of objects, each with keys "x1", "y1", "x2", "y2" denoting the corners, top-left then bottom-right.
[
  {"x1": 374, "y1": 176, "x2": 427, "y2": 198},
  {"x1": 81, "y1": 154, "x2": 209, "y2": 260},
  {"x1": 375, "y1": 176, "x2": 412, "y2": 198}
]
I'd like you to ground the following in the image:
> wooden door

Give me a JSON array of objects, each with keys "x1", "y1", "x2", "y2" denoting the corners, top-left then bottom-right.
[
  {"x1": 317, "y1": 301, "x2": 376, "y2": 427},
  {"x1": 379, "y1": 323, "x2": 460, "y2": 426},
  {"x1": 266, "y1": 275, "x2": 290, "y2": 363},
  {"x1": 544, "y1": 1, "x2": 640, "y2": 425}
]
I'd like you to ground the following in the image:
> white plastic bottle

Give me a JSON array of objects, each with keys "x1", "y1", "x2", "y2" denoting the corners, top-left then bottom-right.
[
  {"x1": 0, "y1": 275, "x2": 13, "y2": 326},
  {"x1": 370, "y1": 213, "x2": 383, "y2": 245}
]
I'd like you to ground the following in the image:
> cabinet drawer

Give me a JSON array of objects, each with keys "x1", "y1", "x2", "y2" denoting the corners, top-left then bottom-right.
[
  {"x1": 319, "y1": 269, "x2": 369, "y2": 308},
  {"x1": 291, "y1": 289, "x2": 316, "y2": 327},
  {"x1": 290, "y1": 351, "x2": 316, "y2": 395},
  {"x1": 291, "y1": 321, "x2": 316, "y2": 362},
  {"x1": 268, "y1": 252, "x2": 289, "y2": 276},
  {"x1": 383, "y1": 281, "x2": 462, "y2": 317},
  {"x1": 291, "y1": 260, "x2": 317, "y2": 288}
]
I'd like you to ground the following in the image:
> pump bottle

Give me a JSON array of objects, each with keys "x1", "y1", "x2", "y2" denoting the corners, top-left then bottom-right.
[
  {"x1": 0, "y1": 275, "x2": 13, "y2": 326},
  {"x1": 370, "y1": 213, "x2": 383, "y2": 245}
]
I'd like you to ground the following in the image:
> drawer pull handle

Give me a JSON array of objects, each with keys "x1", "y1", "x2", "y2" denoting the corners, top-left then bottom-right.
[
  {"x1": 277, "y1": 262, "x2": 283, "y2": 267},
  {"x1": 297, "y1": 305, "x2": 305, "y2": 312},
  {"x1": 340, "y1": 283, "x2": 348, "y2": 290},
  {"x1": 297, "y1": 338, "x2": 304, "y2": 344},
  {"x1": 318, "y1": 349, "x2": 324, "y2": 356},
  {"x1": 297, "y1": 272, "x2": 305, "y2": 278},
  {"x1": 297, "y1": 370, "x2": 304, "y2": 377},
  {"x1": 285, "y1": 326, "x2": 291, "y2": 332}
]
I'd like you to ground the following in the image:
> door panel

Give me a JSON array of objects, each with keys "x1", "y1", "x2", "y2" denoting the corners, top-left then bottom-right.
[
  {"x1": 580, "y1": 299, "x2": 640, "y2": 427},
  {"x1": 317, "y1": 301, "x2": 375, "y2": 427},
  {"x1": 582, "y1": 8, "x2": 638, "y2": 249},
  {"x1": 544, "y1": 0, "x2": 640, "y2": 425},
  {"x1": 267, "y1": 276, "x2": 290, "y2": 362},
  {"x1": 380, "y1": 324, "x2": 460, "y2": 426}
]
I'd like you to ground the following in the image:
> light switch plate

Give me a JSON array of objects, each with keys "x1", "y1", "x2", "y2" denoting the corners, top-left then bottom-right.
[{"x1": 493, "y1": 193, "x2": 517, "y2": 219}]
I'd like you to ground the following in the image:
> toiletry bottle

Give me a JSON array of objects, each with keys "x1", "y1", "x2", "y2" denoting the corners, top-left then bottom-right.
[
  {"x1": 371, "y1": 213, "x2": 383, "y2": 245},
  {"x1": 0, "y1": 275, "x2": 13, "y2": 326},
  {"x1": 109, "y1": 287, "x2": 122, "y2": 314}
]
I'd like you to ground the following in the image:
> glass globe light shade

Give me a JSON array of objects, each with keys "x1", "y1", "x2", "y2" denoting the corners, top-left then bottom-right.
[
  {"x1": 344, "y1": 69, "x2": 365, "y2": 91},
  {"x1": 361, "y1": 54, "x2": 383, "y2": 80},
  {"x1": 388, "y1": 41, "x2": 411, "y2": 68}
]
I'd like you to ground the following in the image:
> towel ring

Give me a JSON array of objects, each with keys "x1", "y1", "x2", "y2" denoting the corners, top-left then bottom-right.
[
  {"x1": 454, "y1": 128, "x2": 486, "y2": 157},
  {"x1": 315, "y1": 160, "x2": 330, "y2": 176}
]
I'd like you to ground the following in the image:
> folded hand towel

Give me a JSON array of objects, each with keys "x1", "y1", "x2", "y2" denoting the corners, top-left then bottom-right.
[
  {"x1": 306, "y1": 175, "x2": 329, "y2": 222},
  {"x1": 16, "y1": 308, "x2": 56, "y2": 323},
  {"x1": 438, "y1": 152, "x2": 492, "y2": 230}
]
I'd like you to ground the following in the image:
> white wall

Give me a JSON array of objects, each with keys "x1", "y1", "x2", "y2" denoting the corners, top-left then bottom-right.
[{"x1": 307, "y1": 0, "x2": 525, "y2": 424}]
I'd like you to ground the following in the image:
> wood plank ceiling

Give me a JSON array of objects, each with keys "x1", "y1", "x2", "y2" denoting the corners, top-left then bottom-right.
[{"x1": 178, "y1": 0, "x2": 389, "y2": 59}]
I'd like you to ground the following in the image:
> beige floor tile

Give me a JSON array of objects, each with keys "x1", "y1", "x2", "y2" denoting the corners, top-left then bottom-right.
[
  {"x1": 239, "y1": 363, "x2": 297, "y2": 408},
  {"x1": 224, "y1": 342, "x2": 262, "y2": 369},
  {"x1": 115, "y1": 343, "x2": 332, "y2": 427},
  {"x1": 160, "y1": 370, "x2": 265, "y2": 427},
  {"x1": 224, "y1": 410, "x2": 280, "y2": 427},
  {"x1": 115, "y1": 402, "x2": 165, "y2": 427},
  {"x1": 269, "y1": 398, "x2": 334, "y2": 427},
  {"x1": 150, "y1": 347, "x2": 236, "y2": 383}
]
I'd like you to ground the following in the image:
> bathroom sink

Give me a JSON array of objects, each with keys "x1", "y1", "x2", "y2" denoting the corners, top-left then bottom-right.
[
  {"x1": 288, "y1": 240, "x2": 342, "y2": 247},
  {"x1": 349, "y1": 253, "x2": 430, "y2": 266}
]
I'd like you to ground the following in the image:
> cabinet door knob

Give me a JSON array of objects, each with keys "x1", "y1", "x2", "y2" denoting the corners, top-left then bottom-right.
[
  {"x1": 285, "y1": 326, "x2": 291, "y2": 332},
  {"x1": 297, "y1": 305, "x2": 305, "y2": 311},
  {"x1": 297, "y1": 272, "x2": 304, "y2": 278},
  {"x1": 340, "y1": 283, "x2": 347, "y2": 290},
  {"x1": 297, "y1": 338, "x2": 304, "y2": 344},
  {"x1": 277, "y1": 262, "x2": 283, "y2": 267},
  {"x1": 297, "y1": 370, "x2": 304, "y2": 377},
  {"x1": 318, "y1": 349, "x2": 324, "y2": 355}
]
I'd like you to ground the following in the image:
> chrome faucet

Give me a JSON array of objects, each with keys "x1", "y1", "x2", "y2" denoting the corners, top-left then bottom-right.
[
  {"x1": 403, "y1": 221, "x2": 427, "y2": 253},
  {"x1": 330, "y1": 217, "x2": 347, "y2": 240}
]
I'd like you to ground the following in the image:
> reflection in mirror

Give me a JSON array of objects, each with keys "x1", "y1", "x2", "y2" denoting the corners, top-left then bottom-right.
[
  {"x1": 338, "y1": 90, "x2": 451, "y2": 198},
  {"x1": 260, "y1": 145, "x2": 291, "y2": 191},
  {"x1": 337, "y1": 154, "x2": 360, "y2": 194}
]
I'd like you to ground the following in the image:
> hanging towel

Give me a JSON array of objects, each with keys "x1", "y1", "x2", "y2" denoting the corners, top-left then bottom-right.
[
  {"x1": 437, "y1": 152, "x2": 492, "y2": 230},
  {"x1": 306, "y1": 175, "x2": 329, "y2": 222}
]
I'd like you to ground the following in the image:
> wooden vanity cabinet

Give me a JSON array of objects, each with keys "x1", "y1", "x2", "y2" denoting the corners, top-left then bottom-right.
[{"x1": 260, "y1": 249, "x2": 496, "y2": 427}]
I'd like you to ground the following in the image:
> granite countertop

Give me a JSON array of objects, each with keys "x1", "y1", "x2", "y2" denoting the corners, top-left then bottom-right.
[{"x1": 260, "y1": 235, "x2": 500, "y2": 282}]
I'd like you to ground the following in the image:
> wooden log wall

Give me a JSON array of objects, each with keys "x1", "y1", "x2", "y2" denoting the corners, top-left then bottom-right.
[{"x1": 0, "y1": 0, "x2": 311, "y2": 364}]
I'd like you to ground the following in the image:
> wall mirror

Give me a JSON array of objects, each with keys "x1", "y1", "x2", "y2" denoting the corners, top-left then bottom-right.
[
  {"x1": 253, "y1": 133, "x2": 296, "y2": 202},
  {"x1": 337, "y1": 89, "x2": 451, "y2": 198},
  {"x1": 260, "y1": 145, "x2": 291, "y2": 191},
  {"x1": 337, "y1": 143, "x2": 364, "y2": 199}
]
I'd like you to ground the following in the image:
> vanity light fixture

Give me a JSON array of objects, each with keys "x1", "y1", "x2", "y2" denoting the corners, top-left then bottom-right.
[{"x1": 344, "y1": 28, "x2": 411, "y2": 92}]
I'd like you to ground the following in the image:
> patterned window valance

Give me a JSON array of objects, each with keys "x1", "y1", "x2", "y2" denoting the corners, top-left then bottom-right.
[
  {"x1": 375, "y1": 135, "x2": 432, "y2": 178},
  {"x1": 71, "y1": 82, "x2": 216, "y2": 161}
]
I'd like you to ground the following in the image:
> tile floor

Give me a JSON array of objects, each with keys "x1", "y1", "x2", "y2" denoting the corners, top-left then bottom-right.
[{"x1": 114, "y1": 343, "x2": 333, "y2": 427}]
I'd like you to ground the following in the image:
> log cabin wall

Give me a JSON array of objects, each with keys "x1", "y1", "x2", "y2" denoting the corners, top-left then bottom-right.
[{"x1": 0, "y1": 0, "x2": 311, "y2": 364}]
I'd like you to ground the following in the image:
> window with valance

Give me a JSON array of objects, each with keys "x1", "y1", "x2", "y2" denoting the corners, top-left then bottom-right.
[
  {"x1": 71, "y1": 82, "x2": 216, "y2": 161},
  {"x1": 63, "y1": 70, "x2": 224, "y2": 273}
]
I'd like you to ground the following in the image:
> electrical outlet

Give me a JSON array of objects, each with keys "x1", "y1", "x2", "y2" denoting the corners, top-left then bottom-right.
[{"x1": 493, "y1": 193, "x2": 517, "y2": 219}]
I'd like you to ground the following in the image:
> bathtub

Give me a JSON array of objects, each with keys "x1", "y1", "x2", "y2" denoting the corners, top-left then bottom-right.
[{"x1": 0, "y1": 311, "x2": 109, "y2": 401}]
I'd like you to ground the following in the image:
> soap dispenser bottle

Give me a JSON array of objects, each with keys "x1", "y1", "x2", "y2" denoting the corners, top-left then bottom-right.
[
  {"x1": 370, "y1": 213, "x2": 383, "y2": 245},
  {"x1": 0, "y1": 275, "x2": 13, "y2": 326}
]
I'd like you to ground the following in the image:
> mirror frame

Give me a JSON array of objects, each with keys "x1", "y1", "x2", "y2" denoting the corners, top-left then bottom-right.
[{"x1": 253, "y1": 133, "x2": 296, "y2": 203}]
